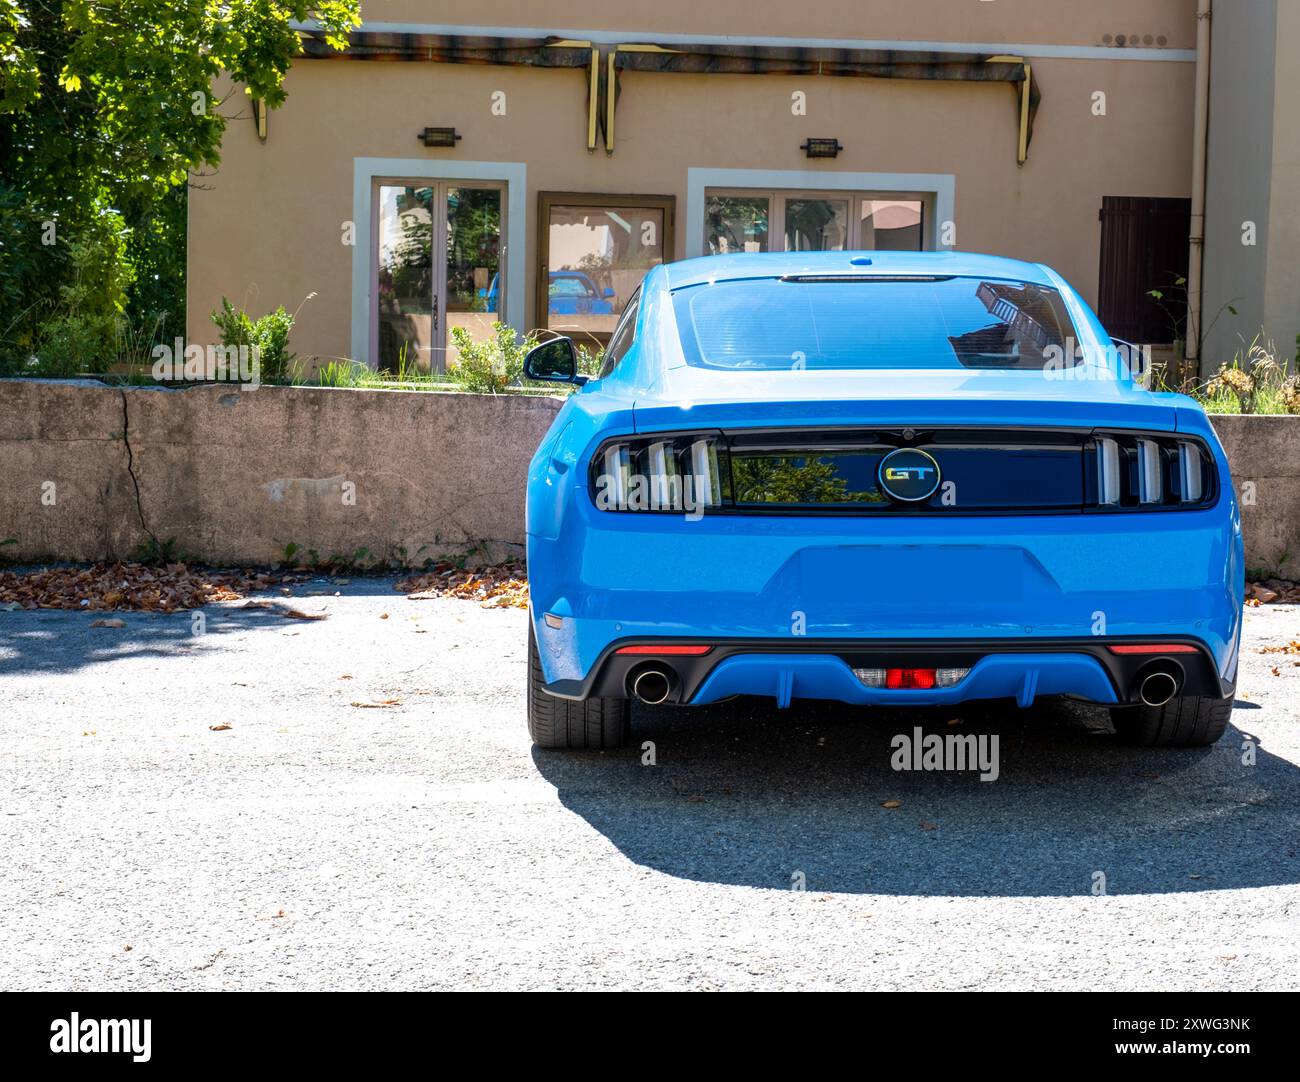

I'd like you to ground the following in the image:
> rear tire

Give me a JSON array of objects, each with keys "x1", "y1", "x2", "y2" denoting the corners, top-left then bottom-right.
[
  {"x1": 527, "y1": 623, "x2": 627, "y2": 749},
  {"x1": 1109, "y1": 694, "x2": 1233, "y2": 747}
]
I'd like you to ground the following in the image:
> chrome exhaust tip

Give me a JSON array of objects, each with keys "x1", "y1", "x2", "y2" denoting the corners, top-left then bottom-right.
[
  {"x1": 631, "y1": 667, "x2": 672, "y2": 705},
  {"x1": 1139, "y1": 670, "x2": 1179, "y2": 708}
]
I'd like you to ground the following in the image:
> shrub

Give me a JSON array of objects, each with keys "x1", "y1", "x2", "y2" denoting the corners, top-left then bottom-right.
[
  {"x1": 576, "y1": 344, "x2": 605, "y2": 378},
  {"x1": 447, "y1": 322, "x2": 536, "y2": 394},
  {"x1": 210, "y1": 297, "x2": 300, "y2": 384}
]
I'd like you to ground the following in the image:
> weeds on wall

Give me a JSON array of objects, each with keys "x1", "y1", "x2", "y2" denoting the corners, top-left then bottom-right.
[{"x1": 1197, "y1": 335, "x2": 1300, "y2": 415}]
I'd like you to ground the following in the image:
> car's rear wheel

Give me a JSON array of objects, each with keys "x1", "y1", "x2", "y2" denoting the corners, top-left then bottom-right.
[
  {"x1": 527, "y1": 623, "x2": 627, "y2": 749},
  {"x1": 1109, "y1": 694, "x2": 1233, "y2": 747}
]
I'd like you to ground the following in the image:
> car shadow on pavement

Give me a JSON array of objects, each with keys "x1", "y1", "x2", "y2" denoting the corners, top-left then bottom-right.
[{"x1": 531, "y1": 696, "x2": 1299, "y2": 896}]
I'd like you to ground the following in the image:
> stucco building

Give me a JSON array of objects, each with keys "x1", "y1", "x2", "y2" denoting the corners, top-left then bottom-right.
[{"x1": 186, "y1": 1, "x2": 1292, "y2": 379}]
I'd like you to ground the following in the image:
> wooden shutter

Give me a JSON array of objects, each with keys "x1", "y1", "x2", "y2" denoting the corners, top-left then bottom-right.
[{"x1": 1097, "y1": 196, "x2": 1192, "y2": 344}]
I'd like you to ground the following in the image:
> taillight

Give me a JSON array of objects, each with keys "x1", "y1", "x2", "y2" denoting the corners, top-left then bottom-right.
[
  {"x1": 1136, "y1": 439, "x2": 1163, "y2": 504},
  {"x1": 1097, "y1": 437, "x2": 1122, "y2": 506},
  {"x1": 1178, "y1": 442, "x2": 1203, "y2": 502},
  {"x1": 590, "y1": 433, "x2": 728, "y2": 514},
  {"x1": 615, "y1": 644, "x2": 713, "y2": 656},
  {"x1": 1090, "y1": 433, "x2": 1214, "y2": 510},
  {"x1": 854, "y1": 667, "x2": 970, "y2": 689}
]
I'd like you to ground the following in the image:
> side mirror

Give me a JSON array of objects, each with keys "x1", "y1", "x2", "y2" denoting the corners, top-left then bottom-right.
[
  {"x1": 524, "y1": 337, "x2": 586, "y2": 384},
  {"x1": 603, "y1": 287, "x2": 615, "y2": 298}
]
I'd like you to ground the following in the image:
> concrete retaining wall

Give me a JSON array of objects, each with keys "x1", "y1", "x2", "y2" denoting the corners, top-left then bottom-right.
[
  {"x1": 1208, "y1": 415, "x2": 1300, "y2": 578},
  {"x1": 0, "y1": 380, "x2": 563, "y2": 567},
  {"x1": 0, "y1": 379, "x2": 1296, "y2": 576}
]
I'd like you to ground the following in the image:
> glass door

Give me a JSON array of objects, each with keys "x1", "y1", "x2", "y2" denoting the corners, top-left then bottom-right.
[{"x1": 375, "y1": 182, "x2": 503, "y2": 373}]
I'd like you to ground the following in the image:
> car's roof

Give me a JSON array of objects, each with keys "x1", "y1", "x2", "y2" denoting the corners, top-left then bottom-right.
[{"x1": 662, "y1": 250, "x2": 1055, "y2": 291}]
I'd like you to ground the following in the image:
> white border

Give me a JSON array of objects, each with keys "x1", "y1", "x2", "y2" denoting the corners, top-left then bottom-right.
[
  {"x1": 685, "y1": 168, "x2": 956, "y2": 258},
  {"x1": 350, "y1": 157, "x2": 526, "y2": 365},
  {"x1": 297, "y1": 21, "x2": 1194, "y2": 63}
]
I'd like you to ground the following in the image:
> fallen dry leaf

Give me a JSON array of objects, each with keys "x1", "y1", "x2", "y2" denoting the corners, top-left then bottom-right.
[
  {"x1": 209, "y1": 723, "x2": 233, "y2": 731},
  {"x1": 396, "y1": 561, "x2": 529, "y2": 609},
  {"x1": 1259, "y1": 640, "x2": 1300, "y2": 655},
  {"x1": 881, "y1": 799, "x2": 902, "y2": 809},
  {"x1": 350, "y1": 699, "x2": 402, "y2": 708},
  {"x1": 920, "y1": 820, "x2": 939, "y2": 831},
  {"x1": 89, "y1": 618, "x2": 126, "y2": 628},
  {"x1": 239, "y1": 599, "x2": 327, "y2": 621},
  {"x1": 0, "y1": 562, "x2": 301, "y2": 612}
]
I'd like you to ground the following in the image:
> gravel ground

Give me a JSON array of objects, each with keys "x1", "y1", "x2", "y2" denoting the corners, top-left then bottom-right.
[{"x1": 1, "y1": 579, "x2": 1297, "y2": 991}]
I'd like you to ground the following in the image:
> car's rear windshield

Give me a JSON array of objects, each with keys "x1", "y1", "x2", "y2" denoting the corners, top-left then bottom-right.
[{"x1": 671, "y1": 275, "x2": 1081, "y2": 370}]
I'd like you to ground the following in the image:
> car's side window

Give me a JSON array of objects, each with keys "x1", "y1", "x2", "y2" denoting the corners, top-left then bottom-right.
[{"x1": 599, "y1": 288, "x2": 641, "y2": 378}]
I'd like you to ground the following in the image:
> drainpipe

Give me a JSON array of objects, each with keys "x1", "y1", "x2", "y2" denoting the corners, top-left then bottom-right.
[{"x1": 1185, "y1": 0, "x2": 1212, "y2": 378}]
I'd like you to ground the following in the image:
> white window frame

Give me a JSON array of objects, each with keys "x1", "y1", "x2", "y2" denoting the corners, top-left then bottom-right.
[
  {"x1": 686, "y1": 168, "x2": 955, "y2": 259},
  {"x1": 351, "y1": 158, "x2": 526, "y2": 367}
]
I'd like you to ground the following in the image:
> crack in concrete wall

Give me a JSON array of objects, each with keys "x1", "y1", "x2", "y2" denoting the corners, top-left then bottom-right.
[{"x1": 118, "y1": 389, "x2": 158, "y2": 551}]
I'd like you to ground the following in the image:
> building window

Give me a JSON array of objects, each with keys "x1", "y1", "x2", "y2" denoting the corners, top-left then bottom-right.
[
  {"x1": 537, "y1": 192, "x2": 674, "y2": 348},
  {"x1": 375, "y1": 181, "x2": 504, "y2": 373},
  {"x1": 705, "y1": 189, "x2": 926, "y2": 254},
  {"x1": 706, "y1": 195, "x2": 771, "y2": 254}
]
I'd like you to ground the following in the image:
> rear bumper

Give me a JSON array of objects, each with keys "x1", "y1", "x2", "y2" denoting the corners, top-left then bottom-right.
[
  {"x1": 541, "y1": 636, "x2": 1232, "y2": 707},
  {"x1": 531, "y1": 506, "x2": 1244, "y2": 696}
]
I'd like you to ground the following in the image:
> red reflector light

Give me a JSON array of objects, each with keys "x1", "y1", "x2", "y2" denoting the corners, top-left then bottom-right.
[
  {"x1": 615, "y1": 644, "x2": 713, "y2": 656},
  {"x1": 1107, "y1": 644, "x2": 1199, "y2": 655},
  {"x1": 885, "y1": 667, "x2": 937, "y2": 689}
]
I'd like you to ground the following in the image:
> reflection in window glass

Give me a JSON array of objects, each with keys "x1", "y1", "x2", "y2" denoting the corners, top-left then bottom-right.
[
  {"x1": 377, "y1": 185, "x2": 433, "y2": 372},
  {"x1": 444, "y1": 186, "x2": 502, "y2": 372},
  {"x1": 706, "y1": 195, "x2": 770, "y2": 255},
  {"x1": 672, "y1": 278, "x2": 1080, "y2": 371},
  {"x1": 860, "y1": 199, "x2": 923, "y2": 251},
  {"x1": 784, "y1": 198, "x2": 848, "y2": 251},
  {"x1": 546, "y1": 204, "x2": 664, "y2": 346},
  {"x1": 598, "y1": 287, "x2": 641, "y2": 378}
]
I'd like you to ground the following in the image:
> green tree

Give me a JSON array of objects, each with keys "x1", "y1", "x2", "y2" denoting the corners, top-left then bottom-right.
[{"x1": 0, "y1": 1, "x2": 360, "y2": 368}]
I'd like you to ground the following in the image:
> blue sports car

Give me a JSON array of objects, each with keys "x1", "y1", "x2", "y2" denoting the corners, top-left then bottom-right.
[{"x1": 522, "y1": 252, "x2": 1243, "y2": 750}]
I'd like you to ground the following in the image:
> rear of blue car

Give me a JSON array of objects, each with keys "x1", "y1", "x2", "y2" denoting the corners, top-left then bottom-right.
[{"x1": 524, "y1": 253, "x2": 1243, "y2": 750}]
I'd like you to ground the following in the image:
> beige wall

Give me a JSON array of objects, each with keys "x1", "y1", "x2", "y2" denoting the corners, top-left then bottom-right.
[
  {"x1": 1202, "y1": 0, "x2": 1300, "y2": 373},
  {"x1": 188, "y1": 43, "x2": 1195, "y2": 365},
  {"x1": 363, "y1": 0, "x2": 1197, "y2": 49},
  {"x1": 1263, "y1": 0, "x2": 1300, "y2": 370}
]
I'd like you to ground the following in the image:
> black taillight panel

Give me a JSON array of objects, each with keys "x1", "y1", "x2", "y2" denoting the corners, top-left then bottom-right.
[
  {"x1": 1084, "y1": 432, "x2": 1217, "y2": 512},
  {"x1": 589, "y1": 428, "x2": 1217, "y2": 516}
]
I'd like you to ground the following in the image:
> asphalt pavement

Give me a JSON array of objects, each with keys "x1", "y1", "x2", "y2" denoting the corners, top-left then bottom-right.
[{"x1": 1, "y1": 579, "x2": 1297, "y2": 990}]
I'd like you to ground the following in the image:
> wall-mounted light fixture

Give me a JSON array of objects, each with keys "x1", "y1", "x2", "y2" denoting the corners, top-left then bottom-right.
[
  {"x1": 251, "y1": 98, "x2": 267, "y2": 141},
  {"x1": 800, "y1": 138, "x2": 843, "y2": 159},
  {"x1": 418, "y1": 127, "x2": 462, "y2": 148}
]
